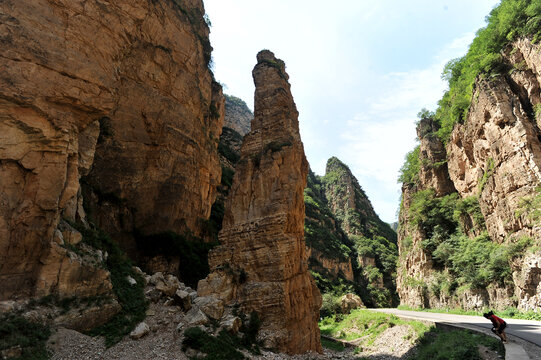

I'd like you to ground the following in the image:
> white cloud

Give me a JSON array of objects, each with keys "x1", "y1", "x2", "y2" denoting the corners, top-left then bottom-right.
[{"x1": 337, "y1": 33, "x2": 475, "y2": 222}]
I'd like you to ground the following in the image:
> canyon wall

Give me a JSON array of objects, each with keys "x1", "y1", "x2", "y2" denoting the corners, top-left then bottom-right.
[
  {"x1": 398, "y1": 38, "x2": 541, "y2": 311},
  {"x1": 198, "y1": 50, "x2": 322, "y2": 354},
  {"x1": 0, "y1": 0, "x2": 222, "y2": 300}
]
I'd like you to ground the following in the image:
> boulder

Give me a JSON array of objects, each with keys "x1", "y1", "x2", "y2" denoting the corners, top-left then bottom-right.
[
  {"x1": 340, "y1": 293, "x2": 364, "y2": 314},
  {"x1": 194, "y1": 296, "x2": 224, "y2": 320},
  {"x1": 130, "y1": 322, "x2": 150, "y2": 339},
  {"x1": 174, "y1": 289, "x2": 192, "y2": 311}
]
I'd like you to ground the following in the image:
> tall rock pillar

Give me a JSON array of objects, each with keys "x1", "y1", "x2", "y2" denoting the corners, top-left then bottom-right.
[{"x1": 198, "y1": 50, "x2": 322, "y2": 354}]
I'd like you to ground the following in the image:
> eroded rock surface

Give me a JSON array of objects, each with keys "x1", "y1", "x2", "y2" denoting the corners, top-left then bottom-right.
[
  {"x1": 0, "y1": 0, "x2": 223, "y2": 300},
  {"x1": 398, "y1": 38, "x2": 541, "y2": 311},
  {"x1": 198, "y1": 50, "x2": 322, "y2": 354}
]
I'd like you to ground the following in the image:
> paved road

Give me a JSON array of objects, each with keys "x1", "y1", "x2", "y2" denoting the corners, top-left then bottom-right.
[{"x1": 369, "y1": 308, "x2": 541, "y2": 347}]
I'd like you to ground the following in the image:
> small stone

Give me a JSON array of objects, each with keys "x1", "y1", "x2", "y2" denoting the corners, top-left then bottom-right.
[
  {"x1": 164, "y1": 298, "x2": 175, "y2": 307},
  {"x1": 146, "y1": 309, "x2": 156, "y2": 316},
  {"x1": 194, "y1": 296, "x2": 224, "y2": 320},
  {"x1": 221, "y1": 315, "x2": 242, "y2": 334},
  {"x1": 174, "y1": 289, "x2": 192, "y2": 311},
  {"x1": 54, "y1": 229, "x2": 64, "y2": 245},
  {"x1": 129, "y1": 322, "x2": 150, "y2": 339},
  {"x1": 340, "y1": 293, "x2": 364, "y2": 314},
  {"x1": 145, "y1": 288, "x2": 161, "y2": 303},
  {"x1": 144, "y1": 275, "x2": 151, "y2": 285},
  {"x1": 133, "y1": 266, "x2": 144, "y2": 276},
  {"x1": 1, "y1": 345, "x2": 22, "y2": 359},
  {"x1": 126, "y1": 276, "x2": 137, "y2": 286},
  {"x1": 150, "y1": 272, "x2": 165, "y2": 285},
  {"x1": 184, "y1": 308, "x2": 209, "y2": 326},
  {"x1": 156, "y1": 280, "x2": 178, "y2": 297}
]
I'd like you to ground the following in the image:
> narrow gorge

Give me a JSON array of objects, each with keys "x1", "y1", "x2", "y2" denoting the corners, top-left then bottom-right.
[{"x1": 1, "y1": 0, "x2": 541, "y2": 359}]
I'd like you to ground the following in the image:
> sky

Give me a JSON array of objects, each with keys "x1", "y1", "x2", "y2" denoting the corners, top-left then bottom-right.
[{"x1": 204, "y1": 0, "x2": 501, "y2": 223}]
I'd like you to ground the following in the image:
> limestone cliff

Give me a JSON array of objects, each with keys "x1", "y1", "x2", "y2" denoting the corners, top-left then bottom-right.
[
  {"x1": 317, "y1": 157, "x2": 398, "y2": 307},
  {"x1": 205, "y1": 94, "x2": 253, "y2": 241},
  {"x1": 224, "y1": 94, "x2": 253, "y2": 136},
  {"x1": 304, "y1": 170, "x2": 355, "y2": 284},
  {"x1": 198, "y1": 50, "x2": 322, "y2": 354},
  {"x1": 398, "y1": 38, "x2": 541, "y2": 311},
  {"x1": 0, "y1": 0, "x2": 223, "y2": 302}
]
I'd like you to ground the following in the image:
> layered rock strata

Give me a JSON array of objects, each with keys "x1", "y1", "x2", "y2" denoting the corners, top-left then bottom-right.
[
  {"x1": 398, "y1": 38, "x2": 541, "y2": 311},
  {"x1": 224, "y1": 94, "x2": 253, "y2": 136},
  {"x1": 0, "y1": 0, "x2": 222, "y2": 300},
  {"x1": 198, "y1": 50, "x2": 322, "y2": 354},
  {"x1": 321, "y1": 157, "x2": 398, "y2": 306}
]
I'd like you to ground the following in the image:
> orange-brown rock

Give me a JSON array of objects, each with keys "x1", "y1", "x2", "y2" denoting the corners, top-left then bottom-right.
[
  {"x1": 307, "y1": 248, "x2": 354, "y2": 282},
  {"x1": 417, "y1": 117, "x2": 456, "y2": 197},
  {"x1": 198, "y1": 50, "x2": 322, "y2": 354},
  {"x1": 0, "y1": 0, "x2": 222, "y2": 299},
  {"x1": 398, "y1": 38, "x2": 541, "y2": 311},
  {"x1": 224, "y1": 94, "x2": 253, "y2": 137}
]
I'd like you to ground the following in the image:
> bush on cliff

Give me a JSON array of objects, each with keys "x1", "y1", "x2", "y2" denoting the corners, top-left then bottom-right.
[
  {"x1": 435, "y1": 0, "x2": 541, "y2": 142},
  {"x1": 77, "y1": 225, "x2": 148, "y2": 347},
  {"x1": 0, "y1": 314, "x2": 50, "y2": 360}
]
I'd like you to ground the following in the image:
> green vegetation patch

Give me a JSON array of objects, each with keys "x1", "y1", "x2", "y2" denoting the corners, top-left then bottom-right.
[
  {"x1": 319, "y1": 309, "x2": 430, "y2": 345},
  {"x1": 182, "y1": 327, "x2": 246, "y2": 360},
  {"x1": 320, "y1": 337, "x2": 345, "y2": 352},
  {"x1": 397, "y1": 304, "x2": 541, "y2": 321},
  {"x1": 414, "y1": 328, "x2": 504, "y2": 360},
  {"x1": 0, "y1": 314, "x2": 51, "y2": 360},
  {"x1": 435, "y1": 0, "x2": 541, "y2": 143},
  {"x1": 182, "y1": 311, "x2": 261, "y2": 359},
  {"x1": 71, "y1": 225, "x2": 148, "y2": 347},
  {"x1": 399, "y1": 146, "x2": 421, "y2": 186}
]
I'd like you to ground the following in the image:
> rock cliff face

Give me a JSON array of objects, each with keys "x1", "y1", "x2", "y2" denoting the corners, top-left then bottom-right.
[
  {"x1": 207, "y1": 94, "x2": 253, "y2": 242},
  {"x1": 304, "y1": 169, "x2": 355, "y2": 283},
  {"x1": 224, "y1": 95, "x2": 253, "y2": 136},
  {"x1": 319, "y1": 157, "x2": 398, "y2": 306},
  {"x1": 0, "y1": 0, "x2": 222, "y2": 300},
  {"x1": 398, "y1": 38, "x2": 541, "y2": 311},
  {"x1": 198, "y1": 50, "x2": 322, "y2": 354}
]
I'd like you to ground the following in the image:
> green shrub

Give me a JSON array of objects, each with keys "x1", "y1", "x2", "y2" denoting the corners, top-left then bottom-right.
[
  {"x1": 415, "y1": 328, "x2": 503, "y2": 360},
  {"x1": 0, "y1": 314, "x2": 51, "y2": 360},
  {"x1": 398, "y1": 146, "x2": 421, "y2": 186},
  {"x1": 434, "y1": 0, "x2": 541, "y2": 144},
  {"x1": 182, "y1": 312, "x2": 261, "y2": 359},
  {"x1": 218, "y1": 142, "x2": 240, "y2": 164},
  {"x1": 75, "y1": 225, "x2": 148, "y2": 347},
  {"x1": 321, "y1": 293, "x2": 343, "y2": 318},
  {"x1": 182, "y1": 327, "x2": 246, "y2": 360}
]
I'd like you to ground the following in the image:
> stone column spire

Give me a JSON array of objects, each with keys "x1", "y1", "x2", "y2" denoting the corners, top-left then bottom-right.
[{"x1": 198, "y1": 50, "x2": 322, "y2": 354}]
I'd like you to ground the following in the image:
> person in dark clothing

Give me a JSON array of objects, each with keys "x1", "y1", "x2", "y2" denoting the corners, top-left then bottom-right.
[{"x1": 483, "y1": 311, "x2": 507, "y2": 343}]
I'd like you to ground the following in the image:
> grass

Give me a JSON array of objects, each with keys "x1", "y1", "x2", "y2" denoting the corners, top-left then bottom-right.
[
  {"x1": 0, "y1": 314, "x2": 51, "y2": 360},
  {"x1": 319, "y1": 309, "x2": 430, "y2": 345},
  {"x1": 414, "y1": 328, "x2": 504, "y2": 360},
  {"x1": 397, "y1": 304, "x2": 541, "y2": 321},
  {"x1": 321, "y1": 337, "x2": 345, "y2": 352},
  {"x1": 320, "y1": 309, "x2": 505, "y2": 360}
]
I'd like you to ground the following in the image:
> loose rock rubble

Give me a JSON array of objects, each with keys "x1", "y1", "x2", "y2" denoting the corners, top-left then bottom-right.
[{"x1": 46, "y1": 268, "x2": 513, "y2": 360}]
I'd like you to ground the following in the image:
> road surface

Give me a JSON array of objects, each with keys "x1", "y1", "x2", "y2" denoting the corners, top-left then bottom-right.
[{"x1": 369, "y1": 308, "x2": 541, "y2": 347}]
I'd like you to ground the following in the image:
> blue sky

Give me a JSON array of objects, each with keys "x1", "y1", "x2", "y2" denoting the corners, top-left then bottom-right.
[{"x1": 204, "y1": 0, "x2": 501, "y2": 223}]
